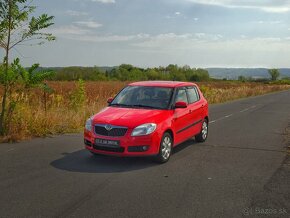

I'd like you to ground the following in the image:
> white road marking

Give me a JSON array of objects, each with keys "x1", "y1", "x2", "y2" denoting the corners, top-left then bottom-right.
[
  {"x1": 210, "y1": 105, "x2": 257, "y2": 124},
  {"x1": 210, "y1": 117, "x2": 226, "y2": 123},
  {"x1": 6, "y1": 148, "x2": 15, "y2": 152},
  {"x1": 240, "y1": 105, "x2": 256, "y2": 113},
  {"x1": 240, "y1": 108, "x2": 249, "y2": 113}
]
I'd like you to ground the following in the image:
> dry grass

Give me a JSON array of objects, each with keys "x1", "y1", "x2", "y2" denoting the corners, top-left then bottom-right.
[
  {"x1": 0, "y1": 81, "x2": 289, "y2": 142},
  {"x1": 198, "y1": 82, "x2": 290, "y2": 104}
]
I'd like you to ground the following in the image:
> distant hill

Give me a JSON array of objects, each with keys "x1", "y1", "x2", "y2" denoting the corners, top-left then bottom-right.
[{"x1": 206, "y1": 68, "x2": 290, "y2": 80}]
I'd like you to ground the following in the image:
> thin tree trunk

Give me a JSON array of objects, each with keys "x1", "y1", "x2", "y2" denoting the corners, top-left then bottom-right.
[
  {"x1": 0, "y1": 0, "x2": 12, "y2": 136},
  {"x1": 0, "y1": 82, "x2": 8, "y2": 135},
  {"x1": 44, "y1": 89, "x2": 47, "y2": 114}
]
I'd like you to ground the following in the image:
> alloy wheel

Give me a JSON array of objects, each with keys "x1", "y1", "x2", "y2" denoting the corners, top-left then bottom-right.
[
  {"x1": 161, "y1": 136, "x2": 172, "y2": 160},
  {"x1": 201, "y1": 121, "x2": 208, "y2": 140}
]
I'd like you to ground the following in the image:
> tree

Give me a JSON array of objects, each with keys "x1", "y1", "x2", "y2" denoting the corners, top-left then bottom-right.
[
  {"x1": 268, "y1": 69, "x2": 280, "y2": 81},
  {"x1": 0, "y1": 0, "x2": 55, "y2": 135},
  {"x1": 238, "y1": 75, "x2": 247, "y2": 82},
  {"x1": 146, "y1": 69, "x2": 161, "y2": 80},
  {"x1": 0, "y1": 59, "x2": 55, "y2": 135}
]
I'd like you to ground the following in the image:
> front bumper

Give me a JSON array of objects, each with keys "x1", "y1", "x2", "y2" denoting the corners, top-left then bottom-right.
[{"x1": 84, "y1": 129, "x2": 161, "y2": 156}]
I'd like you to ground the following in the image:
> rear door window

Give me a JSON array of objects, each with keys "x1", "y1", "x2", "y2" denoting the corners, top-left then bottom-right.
[{"x1": 186, "y1": 86, "x2": 200, "y2": 104}]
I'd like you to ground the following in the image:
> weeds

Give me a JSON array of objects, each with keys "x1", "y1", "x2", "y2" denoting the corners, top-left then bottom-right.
[
  {"x1": 70, "y1": 79, "x2": 86, "y2": 110},
  {"x1": 0, "y1": 81, "x2": 289, "y2": 142}
]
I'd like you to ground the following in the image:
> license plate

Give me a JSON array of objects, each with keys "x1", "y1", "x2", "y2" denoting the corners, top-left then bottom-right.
[{"x1": 95, "y1": 138, "x2": 120, "y2": 147}]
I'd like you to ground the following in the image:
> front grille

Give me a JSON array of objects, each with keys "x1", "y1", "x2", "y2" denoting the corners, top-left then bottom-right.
[
  {"x1": 93, "y1": 144, "x2": 124, "y2": 153},
  {"x1": 95, "y1": 125, "x2": 127, "y2": 137}
]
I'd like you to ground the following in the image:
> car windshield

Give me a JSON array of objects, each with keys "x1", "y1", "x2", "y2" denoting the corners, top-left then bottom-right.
[{"x1": 111, "y1": 86, "x2": 173, "y2": 109}]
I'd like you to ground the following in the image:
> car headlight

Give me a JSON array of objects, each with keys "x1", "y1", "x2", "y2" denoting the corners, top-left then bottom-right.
[
  {"x1": 131, "y1": 123, "x2": 157, "y2": 136},
  {"x1": 85, "y1": 118, "x2": 92, "y2": 131}
]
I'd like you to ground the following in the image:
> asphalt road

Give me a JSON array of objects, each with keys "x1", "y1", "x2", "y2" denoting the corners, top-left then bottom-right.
[{"x1": 1, "y1": 90, "x2": 290, "y2": 218}]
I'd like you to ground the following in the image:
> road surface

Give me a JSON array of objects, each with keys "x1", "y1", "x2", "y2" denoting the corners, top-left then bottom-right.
[{"x1": 0, "y1": 90, "x2": 290, "y2": 218}]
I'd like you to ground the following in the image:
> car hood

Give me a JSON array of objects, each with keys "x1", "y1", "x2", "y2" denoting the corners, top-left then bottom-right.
[{"x1": 92, "y1": 106, "x2": 170, "y2": 128}]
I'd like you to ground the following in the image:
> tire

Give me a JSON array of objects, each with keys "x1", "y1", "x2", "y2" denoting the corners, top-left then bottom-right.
[
  {"x1": 195, "y1": 119, "x2": 208, "y2": 142},
  {"x1": 155, "y1": 132, "x2": 173, "y2": 163}
]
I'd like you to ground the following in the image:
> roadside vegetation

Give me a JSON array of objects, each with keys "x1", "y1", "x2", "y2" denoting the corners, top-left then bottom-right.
[
  {"x1": 0, "y1": 0, "x2": 55, "y2": 139},
  {"x1": 0, "y1": 80, "x2": 289, "y2": 142}
]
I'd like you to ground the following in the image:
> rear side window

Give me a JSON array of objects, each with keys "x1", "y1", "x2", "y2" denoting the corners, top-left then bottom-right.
[
  {"x1": 187, "y1": 87, "x2": 200, "y2": 104},
  {"x1": 175, "y1": 88, "x2": 188, "y2": 104}
]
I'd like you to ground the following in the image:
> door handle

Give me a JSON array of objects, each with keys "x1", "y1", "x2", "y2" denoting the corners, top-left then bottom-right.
[{"x1": 189, "y1": 110, "x2": 192, "y2": 114}]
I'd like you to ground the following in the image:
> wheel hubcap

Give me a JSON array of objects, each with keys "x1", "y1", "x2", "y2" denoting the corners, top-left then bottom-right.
[
  {"x1": 161, "y1": 136, "x2": 172, "y2": 160},
  {"x1": 202, "y1": 121, "x2": 208, "y2": 140}
]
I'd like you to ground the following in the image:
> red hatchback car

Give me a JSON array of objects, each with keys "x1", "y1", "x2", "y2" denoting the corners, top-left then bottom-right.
[{"x1": 84, "y1": 81, "x2": 209, "y2": 163}]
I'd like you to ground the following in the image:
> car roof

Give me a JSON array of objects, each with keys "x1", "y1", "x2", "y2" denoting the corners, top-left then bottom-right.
[{"x1": 128, "y1": 81, "x2": 197, "y2": 88}]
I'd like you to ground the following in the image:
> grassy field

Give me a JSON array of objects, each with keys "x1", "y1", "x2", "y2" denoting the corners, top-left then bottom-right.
[{"x1": 0, "y1": 81, "x2": 289, "y2": 142}]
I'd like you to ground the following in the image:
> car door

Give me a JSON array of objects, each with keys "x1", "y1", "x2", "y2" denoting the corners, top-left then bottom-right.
[
  {"x1": 186, "y1": 86, "x2": 203, "y2": 136},
  {"x1": 173, "y1": 87, "x2": 192, "y2": 145}
]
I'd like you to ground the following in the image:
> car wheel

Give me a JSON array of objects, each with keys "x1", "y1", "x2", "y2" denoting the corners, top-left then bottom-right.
[
  {"x1": 195, "y1": 119, "x2": 208, "y2": 142},
  {"x1": 155, "y1": 132, "x2": 173, "y2": 163}
]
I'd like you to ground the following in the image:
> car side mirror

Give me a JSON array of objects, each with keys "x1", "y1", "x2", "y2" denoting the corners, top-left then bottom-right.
[
  {"x1": 107, "y1": 97, "x2": 113, "y2": 104},
  {"x1": 175, "y1": 101, "x2": 187, "y2": 109}
]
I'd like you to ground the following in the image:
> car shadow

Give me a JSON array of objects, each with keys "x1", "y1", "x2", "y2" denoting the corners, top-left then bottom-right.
[
  {"x1": 173, "y1": 138, "x2": 196, "y2": 154},
  {"x1": 51, "y1": 139, "x2": 197, "y2": 174},
  {"x1": 50, "y1": 149, "x2": 156, "y2": 173}
]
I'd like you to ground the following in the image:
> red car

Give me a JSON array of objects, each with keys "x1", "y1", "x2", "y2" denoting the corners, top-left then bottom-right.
[{"x1": 84, "y1": 81, "x2": 209, "y2": 163}]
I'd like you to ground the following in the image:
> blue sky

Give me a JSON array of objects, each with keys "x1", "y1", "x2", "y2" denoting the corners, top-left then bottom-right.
[{"x1": 3, "y1": 0, "x2": 290, "y2": 68}]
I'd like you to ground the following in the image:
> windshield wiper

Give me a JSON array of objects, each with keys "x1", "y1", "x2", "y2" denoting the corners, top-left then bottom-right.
[
  {"x1": 110, "y1": 103, "x2": 132, "y2": 107},
  {"x1": 131, "y1": 104, "x2": 163, "y2": 109}
]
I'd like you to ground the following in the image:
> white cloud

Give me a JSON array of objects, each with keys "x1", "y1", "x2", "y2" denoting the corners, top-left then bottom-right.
[
  {"x1": 186, "y1": 0, "x2": 290, "y2": 13},
  {"x1": 91, "y1": 0, "x2": 116, "y2": 3},
  {"x1": 51, "y1": 30, "x2": 225, "y2": 44},
  {"x1": 195, "y1": 32, "x2": 205, "y2": 38},
  {"x1": 53, "y1": 31, "x2": 150, "y2": 42},
  {"x1": 74, "y1": 33, "x2": 151, "y2": 42},
  {"x1": 253, "y1": 20, "x2": 283, "y2": 24},
  {"x1": 65, "y1": 10, "x2": 88, "y2": 16},
  {"x1": 194, "y1": 17, "x2": 199, "y2": 21},
  {"x1": 132, "y1": 33, "x2": 224, "y2": 48},
  {"x1": 74, "y1": 21, "x2": 103, "y2": 28},
  {"x1": 48, "y1": 25, "x2": 92, "y2": 36},
  {"x1": 175, "y1": 12, "x2": 181, "y2": 15}
]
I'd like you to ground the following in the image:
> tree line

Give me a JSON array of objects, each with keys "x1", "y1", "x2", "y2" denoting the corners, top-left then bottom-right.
[{"x1": 50, "y1": 64, "x2": 210, "y2": 82}]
